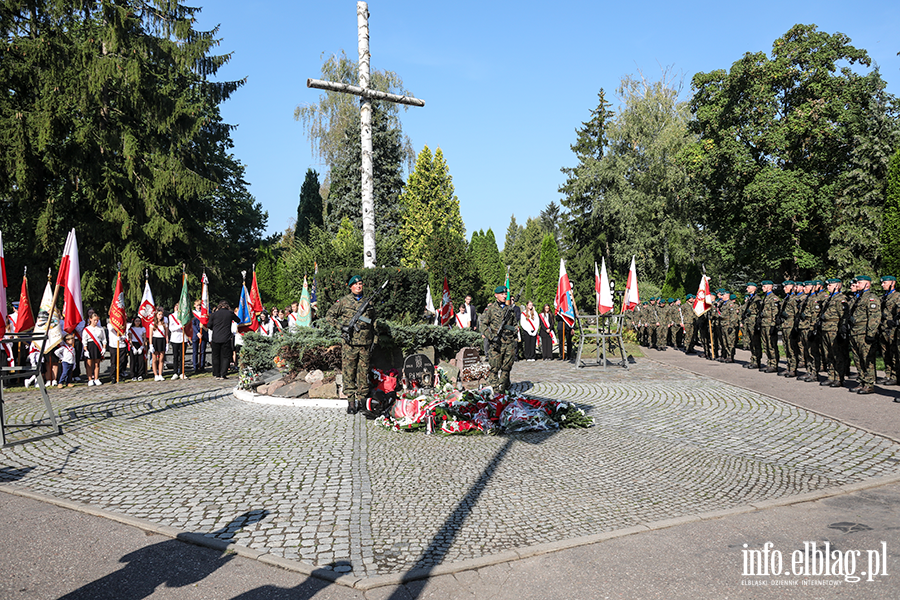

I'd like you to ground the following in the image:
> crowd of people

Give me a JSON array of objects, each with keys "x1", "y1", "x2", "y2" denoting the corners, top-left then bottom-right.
[{"x1": 627, "y1": 276, "x2": 900, "y2": 397}]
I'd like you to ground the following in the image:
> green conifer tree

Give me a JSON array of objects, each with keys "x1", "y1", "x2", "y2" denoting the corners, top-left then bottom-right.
[
  {"x1": 296, "y1": 169, "x2": 324, "y2": 245},
  {"x1": 881, "y1": 149, "x2": 900, "y2": 276},
  {"x1": 536, "y1": 234, "x2": 561, "y2": 311}
]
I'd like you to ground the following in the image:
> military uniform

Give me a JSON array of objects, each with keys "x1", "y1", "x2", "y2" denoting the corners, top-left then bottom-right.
[
  {"x1": 848, "y1": 277, "x2": 881, "y2": 393},
  {"x1": 796, "y1": 283, "x2": 821, "y2": 381},
  {"x1": 819, "y1": 280, "x2": 849, "y2": 387},
  {"x1": 481, "y1": 295, "x2": 518, "y2": 392},
  {"x1": 326, "y1": 282, "x2": 376, "y2": 412},
  {"x1": 683, "y1": 296, "x2": 697, "y2": 353},
  {"x1": 778, "y1": 283, "x2": 799, "y2": 376},
  {"x1": 880, "y1": 279, "x2": 899, "y2": 385},
  {"x1": 720, "y1": 294, "x2": 741, "y2": 362},
  {"x1": 759, "y1": 282, "x2": 781, "y2": 372},
  {"x1": 741, "y1": 286, "x2": 763, "y2": 368}
]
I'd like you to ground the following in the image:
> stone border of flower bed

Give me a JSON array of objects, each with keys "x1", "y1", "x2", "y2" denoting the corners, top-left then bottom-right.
[{"x1": 232, "y1": 386, "x2": 347, "y2": 409}]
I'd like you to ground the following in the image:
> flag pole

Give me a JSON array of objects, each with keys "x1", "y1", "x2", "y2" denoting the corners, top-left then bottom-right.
[
  {"x1": 181, "y1": 263, "x2": 186, "y2": 379},
  {"x1": 116, "y1": 263, "x2": 121, "y2": 384}
]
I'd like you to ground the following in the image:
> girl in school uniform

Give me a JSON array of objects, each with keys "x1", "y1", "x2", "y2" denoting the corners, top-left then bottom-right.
[
  {"x1": 150, "y1": 308, "x2": 168, "y2": 381},
  {"x1": 168, "y1": 304, "x2": 187, "y2": 380},
  {"x1": 54, "y1": 333, "x2": 77, "y2": 388},
  {"x1": 82, "y1": 312, "x2": 107, "y2": 386},
  {"x1": 128, "y1": 316, "x2": 147, "y2": 381}
]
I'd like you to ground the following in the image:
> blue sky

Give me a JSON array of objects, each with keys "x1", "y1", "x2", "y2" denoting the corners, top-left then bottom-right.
[{"x1": 195, "y1": 1, "x2": 899, "y2": 250}]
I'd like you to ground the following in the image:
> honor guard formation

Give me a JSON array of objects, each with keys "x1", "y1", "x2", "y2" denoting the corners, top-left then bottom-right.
[{"x1": 627, "y1": 276, "x2": 900, "y2": 397}]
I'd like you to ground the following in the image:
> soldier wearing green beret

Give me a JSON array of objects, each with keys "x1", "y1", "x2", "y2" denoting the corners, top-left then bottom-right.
[
  {"x1": 796, "y1": 281, "x2": 821, "y2": 382},
  {"x1": 848, "y1": 276, "x2": 881, "y2": 394},
  {"x1": 326, "y1": 275, "x2": 377, "y2": 414},
  {"x1": 818, "y1": 278, "x2": 849, "y2": 387},
  {"x1": 481, "y1": 285, "x2": 518, "y2": 392},
  {"x1": 741, "y1": 283, "x2": 763, "y2": 369},
  {"x1": 879, "y1": 276, "x2": 899, "y2": 386},
  {"x1": 759, "y1": 281, "x2": 781, "y2": 372},
  {"x1": 683, "y1": 296, "x2": 697, "y2": 353},
  {"x1": 777, "y1": 281, "x2": 799, "y2": 377}
]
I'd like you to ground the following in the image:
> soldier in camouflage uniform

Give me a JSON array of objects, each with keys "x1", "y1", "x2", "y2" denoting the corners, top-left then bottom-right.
[
  {"x1": 879, "y1": 276, "x2": 899, "y2": 386},
  {"x1": 819, "y1": 278, "x2": 849, "y2": 388},
  {"x1": 777, "y1": 281, "x2": 799, "y2": 377},
  {"x1": 741, "y1": 283, "x2": 763, "y2": 369},
  {"x1": 796, "y1": 281, "x2": 821, "y2": 382},
  {"x1": 683, "y1": 295, "x2": 698, "y2": 353},
  {"x1": 758, "y1": 280, "x2": 781, "y2": 373},
  {"x1": 848, "y1": 276, "x2": 882, "y2": 394},
  {"x1": 481, "y1": 285, "x2": 518, "y2": 392},
  {"x1": 717, "y1": 291, "x2": 740, "y2": 362},
  {"x1": 326, "y1": 275, "x2": 376, "y2": 414}
]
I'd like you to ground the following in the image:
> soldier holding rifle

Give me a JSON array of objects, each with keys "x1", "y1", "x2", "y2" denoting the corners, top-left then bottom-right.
[{"x1": 481, "y1": 285, "x2": 519, "y2": 393}]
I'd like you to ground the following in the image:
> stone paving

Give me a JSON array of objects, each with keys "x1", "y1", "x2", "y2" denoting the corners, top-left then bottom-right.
[{"x1": 1, "y1": 358, "x2": 900, "y2": 581}]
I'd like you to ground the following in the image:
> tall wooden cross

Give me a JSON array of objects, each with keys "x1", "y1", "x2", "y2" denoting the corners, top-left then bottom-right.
[{"x1": 307, "y1": 1, "x2": 425, "y2": 269}]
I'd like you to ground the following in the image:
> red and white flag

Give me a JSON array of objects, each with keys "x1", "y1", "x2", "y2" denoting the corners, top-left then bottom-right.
[
  {"x1": 439, "y1": 276, "x2": 453, "y2": 327},
  {"x1": 56, "y1": 228, "x2": 83, "y2": 333},
  {"x1": 200, "y1": 272, "x2": 209, "y2": 326},
  {"x1": 14, "y1": 274, "x2": 35, "y2": 333},
  {"x1": 596, "y1": 258, "x2": 614, "y2": 315},
  {"x1": 692, "y1": 275, "x2": 714, "y2": 317},
  {"x1": 109, "y1": 271, "x2": 126, "y2": 336},
  {"x1": 138, "y1": 279, "x2": 155, "y2": 330},
  {"x1": 622, "y1": 255, "x2": 640, "y2": 312},
  {"x1": 0, "y1": 230, "x2": 7, "y2": 339},
  {"x1": 555, "y1": 259, "x2": 576, "y2": 327}
]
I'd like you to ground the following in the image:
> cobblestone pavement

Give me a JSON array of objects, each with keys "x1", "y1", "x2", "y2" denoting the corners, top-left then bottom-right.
[{"x1": 1, "y1": 359, "x2": 899, "y2": 581}]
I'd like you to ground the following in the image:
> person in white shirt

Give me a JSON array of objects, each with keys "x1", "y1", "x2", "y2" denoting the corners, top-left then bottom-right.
[
  {"x1": 455, "y1": 304, "x2": 471, "y2": 329},
  {"x1": 519, "y1": 301, "x2": 540, "y2": 361},
  {"x1": 150, "y1": 308, "x2": 168, "y2": 381},
  {"x1": 82, "y1": 312, "x2": 108, "y2": 386},
  {"x1": 107, "y1": 319, "x2": 129, "y2": 383},
  {"x1": 258, "y1": 311, "x2": 274, "y2": 337},
  {"x1": 128, "y1": 316, "x2": 147, "y2": 381},
  {"x1": 168, "y1": 305, "x2": 187, "y2": 380}
]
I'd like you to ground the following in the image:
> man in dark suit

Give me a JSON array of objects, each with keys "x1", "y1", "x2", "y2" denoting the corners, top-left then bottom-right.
[{"x1": 464, "y1": 295, "x2": 478, "y2": 331}]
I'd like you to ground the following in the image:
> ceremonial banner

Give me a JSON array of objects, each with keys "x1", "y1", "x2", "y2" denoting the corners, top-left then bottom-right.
[
  {"x1": 0, "y1": 231, "x2": 6, "y2": 339},
  {"x1": 109, "y1": 272, "x2": 126, "y2": 336},
  {"x1": 33, "y1": 281, "x2": 63, "y2": 353},
  {"x1": 693, "y1": 275, "x2": 714, "y2": 317},
  {"x1": 200, "y1": 272, "x2": 209, "y2": 326},
  {"x1": 56, "y1": 229, "x2": 84, "y2": 333},
  {"x1": 555, "y1": 259, "x2": 576, "y2": 327},
  {"x1": 424, "y1": 284, "x2": 437, "y2": 325},
  {"x1": 596, "y1": 258, "x2": 614, "y2": 315},
  {"x1": 14, "y1": 275, "x2": 35, "y2": 333},
  {"x1": 298, "y1": 276, "x2": 312, "y2": 327},
  {"x1": 138, "y1": 280, "x2": 155, "y2": 330},
  {"x1": 177, "y1": 275, "x2": 192, "y2": 326},
  {"x1": 622, "y1": 255, "x2": 640, "y2": 312},
  {"x1": 237, "y1": 283, "x2": 257, "y2": 332},
  {"x1": 249, "y1": 269, "x2": 264, "y2": 314}
]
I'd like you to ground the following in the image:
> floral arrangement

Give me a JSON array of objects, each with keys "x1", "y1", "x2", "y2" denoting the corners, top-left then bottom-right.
[
  {"x1": 238, "y1": 366, "x2": 262, "y2": 390},
  {"x1": 375, "y1": 387, "x2": 593, "y2": 435}
]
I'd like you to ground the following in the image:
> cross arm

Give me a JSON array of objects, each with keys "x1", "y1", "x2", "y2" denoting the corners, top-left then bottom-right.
[{"x1": 307, "y1": 78, "x2": 425, "y2": 107}]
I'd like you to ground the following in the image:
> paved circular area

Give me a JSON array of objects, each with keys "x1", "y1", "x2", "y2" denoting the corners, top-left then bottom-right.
[{"x1": 1, "y1": 360, "x2": 899, "y2": 579}]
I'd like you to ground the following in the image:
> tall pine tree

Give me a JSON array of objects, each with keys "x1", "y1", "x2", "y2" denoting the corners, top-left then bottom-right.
[
  {"x1": 883, "y1": 148, "x2": 900, "y2": 276},
  {"x1": 296, "y1": 169, "x2": 324, "y2": 245},
  {"x1": 536, "y1": 234, "x2": 560, "y2": 312}
]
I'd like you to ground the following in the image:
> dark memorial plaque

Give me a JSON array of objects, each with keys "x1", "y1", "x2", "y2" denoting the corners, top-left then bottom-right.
[
  {"x1": 455, "y1": 347, "x2": 480, "y2": 370},
  {"x1": 402, "y1": 353, "x2": 435, "y2": 388}
]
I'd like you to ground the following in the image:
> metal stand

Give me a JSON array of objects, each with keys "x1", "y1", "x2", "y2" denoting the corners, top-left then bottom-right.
[
  {"x1": 1, "y1": 331, "x2": 63, "y2": 447},
  {"x1": 574, "y1": 314, "x2": 628, "y2": 369}
]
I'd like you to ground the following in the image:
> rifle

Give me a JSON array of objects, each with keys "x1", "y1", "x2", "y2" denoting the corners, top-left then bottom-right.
[
  {"x1": 341, "y1": 279, "x2": 389, "y2": 344},
  {"x1": 490, "y1": 287, "x2": 525, "y2": 350},
  {"x1": 812, "y1": 293, "x2": 834, "y2": 340}
]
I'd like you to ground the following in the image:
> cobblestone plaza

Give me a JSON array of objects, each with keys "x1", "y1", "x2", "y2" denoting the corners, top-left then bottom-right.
[{"x1": 1, "y1": 358, "x2": 899, "y2": 581}]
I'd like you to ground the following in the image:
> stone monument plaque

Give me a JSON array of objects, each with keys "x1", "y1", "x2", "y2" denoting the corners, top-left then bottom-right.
[
  {"x1": 455, "y1": 347, "x2": 480, "y2": 370},
  {"x1": 402, "y1": 353, "x2": 435, "y2": 388}
]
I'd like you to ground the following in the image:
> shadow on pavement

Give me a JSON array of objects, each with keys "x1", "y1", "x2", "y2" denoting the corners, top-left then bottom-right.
[
  {"x1": 57, "y1": 510, "x2": 269, "y2": 600},
  {"x1": 0, "y1": 466, "x2": 35, "y2": 482}
]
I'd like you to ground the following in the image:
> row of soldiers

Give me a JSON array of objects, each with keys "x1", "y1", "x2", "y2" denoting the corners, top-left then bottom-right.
[{"x1": 628, "y1": 276, "x2": 899, "y2": 395}]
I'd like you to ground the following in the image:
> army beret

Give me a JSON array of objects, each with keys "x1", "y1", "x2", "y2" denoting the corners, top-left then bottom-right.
[
  {"x1": 494, "y1": 285, "x2": 507, "y2": 294},
  {"x1": 881, "y1": 276, "x2": 896, "y2": 282},
  {"x1": 667, "y1": 298, "x2": 673, "y2": 303},
  {"x1": 826, "y1": 278, "x2": 841, "y2": 284},
  {"x1": 761, "y1": 280, "x2": 774, "y2": 285},
  {"x1": 803, "y1": 280, "x2": 813, "y2": 286},
  {"x1": 856, "y1": 275, "x2": 871, "y2": 282},
  {"x1": 782, "y1": 280, "x2": 793, "y2": 286},
  {"x1": 686, "y1": 294, "x2": 695, "y2": 299},
  {"x1": 348, "y1": 275, "x2": 362, "y2": 286},
  {"x1": 730, "y1": 293, "x2": 737, "y2": 300},
  {"x1": 746, "y1": 282, "x2": 758, "y2": 288}
]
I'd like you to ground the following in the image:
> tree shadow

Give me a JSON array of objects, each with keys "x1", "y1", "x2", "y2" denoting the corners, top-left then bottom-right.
[{"x1": 57, "y1": 510, "x2": 270, "y2": 600}]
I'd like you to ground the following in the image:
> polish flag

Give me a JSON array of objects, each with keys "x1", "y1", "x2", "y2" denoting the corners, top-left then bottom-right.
[
  {"x1": 439, "y1": 276, "x2": 454, "y2": 327},
  {"x1": 56, "y1": 229, "x2": 84, "y2": 333},
  {"x1": 555, "y1": 259, "x2": 576, "y2": 327},
  {"x1": 596, "y1": 258, "x2": 614, "y2": 315},
  {"x1": 693, "y1": 275, "x2": 714, "y2": 317},
  {"x1": 138, "y1": 279, "x2": 155, "y2": 330},
  {"x1": 0, "y1": 230, "x2": 7, "y2": 339},
  {"x1": 622, "y1": 255, "x2": 640, "y2": 312}
]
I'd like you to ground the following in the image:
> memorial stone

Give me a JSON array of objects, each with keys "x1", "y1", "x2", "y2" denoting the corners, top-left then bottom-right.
[{"x1": 403, "y1": 353, "x2": 435, "y2": 388}]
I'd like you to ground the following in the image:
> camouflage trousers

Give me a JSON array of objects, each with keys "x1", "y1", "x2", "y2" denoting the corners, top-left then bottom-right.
[
  {"x1": 881, "y1": 330, "x2": 898, "y2": 381},
  {"x1": 341, "y1": 343, "x2": 371, "y2": 402},
  {"x1": 487, "y1": 338, "x2": 517, "y2": 393},
  {"x1": 744, "y1": 327, "x2": 762, "y2": 367},
  {"x1": 821, "y1": 330, "x2": 848, "y2": 383},
  {"x1": 761, "y1": 325, "x2": 780, "y2": 368},
  {"x1": 781, "y1": 327, "x2": 798, "y2": 372},
  {"x1": 797, "y1": 328, "x2": 820, "y2": 374},
  {"x1": 683, "y1": 323, "x2": 695, "y2": 350},
  {"x1": 850, "y1": 335, "x2": 877, "y2": 386}
]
